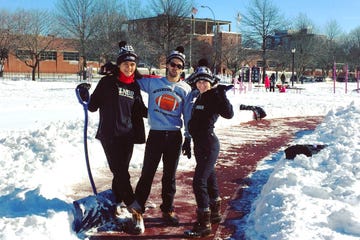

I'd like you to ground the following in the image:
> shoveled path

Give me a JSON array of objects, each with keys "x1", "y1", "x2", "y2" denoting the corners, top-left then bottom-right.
[{"x1": 88, "y1": 116, "x2": 324, "y2": 240}]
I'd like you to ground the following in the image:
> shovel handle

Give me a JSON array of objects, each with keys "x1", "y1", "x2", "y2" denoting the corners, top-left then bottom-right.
[{"x1": 75, "y1": 87, "x2": 98, "y2": 195}]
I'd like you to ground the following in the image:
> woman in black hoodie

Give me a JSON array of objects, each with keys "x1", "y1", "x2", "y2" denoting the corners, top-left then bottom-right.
[
  {"x1": 184, "y1": 66, "x2": 234, "y2": 238},
  {"x1": 77, "y1": 41, "x2": 147, "y2": 234}
]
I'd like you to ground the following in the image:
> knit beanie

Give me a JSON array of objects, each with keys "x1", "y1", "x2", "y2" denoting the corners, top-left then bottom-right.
[
  {"x1": 166, "y1": 46, "x2": 186, "y2": 66},
  {"x1": 117, "y1": 41, "x2": 138, "y2": 65},
  {"x1": 192, "y1": 66, "x2": 216, "y2": 85}
]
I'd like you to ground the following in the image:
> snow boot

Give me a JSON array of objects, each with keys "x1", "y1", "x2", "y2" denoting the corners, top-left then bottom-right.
[
  {"x1": 162, "y1": 211, "x2": 180, "y2": 226},
  {"x1": 210, "y1": 199, "x2": 222, "y2": 224},
  {"x1": 184, "y1": 209, "x2": 211, "y2": 238}
]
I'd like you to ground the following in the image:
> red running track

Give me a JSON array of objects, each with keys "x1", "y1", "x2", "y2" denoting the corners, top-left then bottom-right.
[{"x1": 89, "y1": 116, "x2": 324, "y2": 240}]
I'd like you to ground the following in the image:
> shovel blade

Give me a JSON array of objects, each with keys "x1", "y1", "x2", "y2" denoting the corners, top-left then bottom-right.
[{"x1": 72, "y1": 189, "x2": 116, "y2": 236}]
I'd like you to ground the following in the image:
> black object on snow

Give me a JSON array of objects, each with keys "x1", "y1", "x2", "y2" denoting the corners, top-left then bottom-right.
[
  {"x1": 239, "y1": 104, "x2": 267, "y2": 120},
  {"x1": 284, "y1": 144, "x2": 327, "y2": 160}
]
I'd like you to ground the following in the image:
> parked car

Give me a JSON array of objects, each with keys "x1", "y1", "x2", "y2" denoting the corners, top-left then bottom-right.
[
  {"x1": 299, "y1": 76, "x2": 314, "y2": 83},
  {"x1": 337, "y1": 76, "x2": 357, "y2": 82},
  {"x1": 314, "y1": 76, "x2": 324, "y2": 82}
]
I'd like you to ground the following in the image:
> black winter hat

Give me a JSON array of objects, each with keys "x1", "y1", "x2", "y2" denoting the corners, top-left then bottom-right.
[
  {"x1": 166, "y1": 46, "x2": 186, "y2": 67},
  {"x1": 117, "y1": 41, "x2": 138, "y2": 65}
]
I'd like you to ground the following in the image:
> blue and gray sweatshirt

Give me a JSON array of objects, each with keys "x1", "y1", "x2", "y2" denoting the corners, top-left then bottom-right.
[{"x1": 137, "y1": 77, "x2": 193, "y2": 138}]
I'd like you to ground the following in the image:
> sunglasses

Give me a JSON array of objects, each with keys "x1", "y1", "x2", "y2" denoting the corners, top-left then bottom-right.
[{"x1": 169, "y1": 62, "x2": 184, "y2": 69}]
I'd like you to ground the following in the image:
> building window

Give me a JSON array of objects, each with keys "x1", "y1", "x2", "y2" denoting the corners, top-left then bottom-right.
[
  {"x1": 257, "y1": 61, "x2": 264, "y2": 67},
  {"x1": 87, "y1": 54, "x2": 98, "y2": 61},
  {"x1": 40, "y1": 51, "x2": 57, "y2": 60},
  {"x1": 268, "y1": 61, "x2": 277, "y2": 68},
  {"x1": 63, "y1": 52, "x2": 79, "y2": 61},
  {"x1": 16, "y1": 50, "x2": 31, "y2": 59}
]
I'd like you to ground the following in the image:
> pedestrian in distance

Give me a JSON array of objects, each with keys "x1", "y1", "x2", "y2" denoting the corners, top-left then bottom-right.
[
  {"x1": 76, "y1": 41, "x2": 148, "y2": 234},
  {"x1": 280, "y1": 73, "x2": 286, "y2": 85},
  {"x1": 264, "y1": 73, "x2": 270, "y2": 92},
  {"x1": 183, "y1": 65, "x2": 234, "y2": 238},
  {"x1": 270, "y1": 73, "x2": 276, "y2": 92},
  {"x1": 132, "y1": 46, "x2": 193, "y2": 230}
]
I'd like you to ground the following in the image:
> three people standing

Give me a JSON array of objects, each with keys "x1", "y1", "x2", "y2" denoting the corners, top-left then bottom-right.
[{"x1": 78, "y1": 43, "x2": 234, "y2": 237}]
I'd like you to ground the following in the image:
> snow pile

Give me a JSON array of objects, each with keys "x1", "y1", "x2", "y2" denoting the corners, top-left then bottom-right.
[{"x1": 244, "y1": 102, "x2": 360, "y2": 240}]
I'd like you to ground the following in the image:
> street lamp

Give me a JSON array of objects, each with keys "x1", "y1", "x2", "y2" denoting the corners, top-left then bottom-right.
[
  {"x1": 291, "y1": 48, "x2": 296, "y2": 87},
  {"x1": 201, "y1": 5, "x2": 217, "y2": 74}
]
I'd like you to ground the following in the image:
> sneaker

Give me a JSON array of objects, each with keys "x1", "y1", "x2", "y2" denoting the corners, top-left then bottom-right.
[
  {"x1": 127, "y1": 200, "x2": 145, "y2": 234},
  {"x1": 128, "y1": 208, "x2": 145, "y2": 234},
  {"x1": 162, "y1": 211, "x2": 179, "y2": 226}
]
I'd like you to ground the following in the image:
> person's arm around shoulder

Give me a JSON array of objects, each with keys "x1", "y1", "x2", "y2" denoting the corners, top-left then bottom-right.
[{"x1": 137, "y1": 75, "x2": 160, "y2": 93}]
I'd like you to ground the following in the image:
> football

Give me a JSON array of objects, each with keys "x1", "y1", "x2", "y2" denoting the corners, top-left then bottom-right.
[{"x1": 155, "y1": 94, "x2": 179, "y2": 111}]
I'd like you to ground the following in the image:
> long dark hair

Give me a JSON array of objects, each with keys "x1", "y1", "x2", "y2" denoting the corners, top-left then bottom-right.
[{"x1": 134, "y1": 69, "x2": 143, "y2": 80}]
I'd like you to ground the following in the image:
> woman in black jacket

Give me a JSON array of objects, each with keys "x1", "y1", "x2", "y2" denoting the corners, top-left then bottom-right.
[
  {"x1": 184, "y1": 66, "x2": 234, "y2": 238},
  {"x1": 77, "y1": 41, "x2": 146, "y2": 234}
]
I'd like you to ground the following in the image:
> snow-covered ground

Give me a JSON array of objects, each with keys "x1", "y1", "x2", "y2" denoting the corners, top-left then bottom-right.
[{"x1": 0, "y1": 77, "x2": 359, "y2": 239}]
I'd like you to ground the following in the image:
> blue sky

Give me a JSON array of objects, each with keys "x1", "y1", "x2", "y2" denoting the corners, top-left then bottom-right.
[{"x1": 2, "y1": 0, "x2": 360, "y2": 34}]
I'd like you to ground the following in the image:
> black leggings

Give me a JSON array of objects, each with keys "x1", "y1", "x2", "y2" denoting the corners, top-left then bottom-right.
[{"x1": 101, "y1": 136, "x2": 134, "y2": 206}]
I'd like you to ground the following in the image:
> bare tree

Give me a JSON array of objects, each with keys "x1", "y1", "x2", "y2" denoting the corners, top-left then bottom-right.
[
  {"x1": 316, "y1": 19, "x2": 343, "y2": 76},
  {"x1": 56, "y1": 0, "x2": 100, "y2": 79},
  {"x1": 324, "y1": 19, "x2": 342, "y2": 41},
  {"x1": 221, "y1": 39, "x2": 247, "y2": 77},
  {"x1": 291, "y1": 15, "x2": 338, "y2": 79},
  {"x1": 88, "y1": 0, "x2": 128, "y2": 64},
  {"x1": 0, "y1": 10, "x2": 13, "y2": 77},
  {"x1": 291, "y1": 30, "x2": 325, "y2": 78},
  {"x1": 146, "y1": 0, "x2": 193, "y2": 56},
  {"x1": 124, "y1": 0, "x2": 147, "y2": 20},
  {"x1": 12, "y1": 10, "x2": 58, "y2": 80},
  {"x1": 123, "y1": 0, "x2": 162, "y2": 71},
  {"x1": 293, "y1": 13, "x2": 318, "y2": 33},
  {"x1": 342, "y1": 27, "x2": 360, "y2": 72},
  {"x1": 240, "y1": 0, "x2": 284, "y2": 82}
]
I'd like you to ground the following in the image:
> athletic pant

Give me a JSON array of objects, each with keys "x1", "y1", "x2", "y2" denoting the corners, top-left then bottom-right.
[
  {"x1": 135, "y1": 130, "x2": 182, "y2": 213},
  {"x1": 101, "y1": 136, "x2": 134, "y2": 206},
  {"x1": 192, "y1": 132, "x2": 220, "y2": 209}
]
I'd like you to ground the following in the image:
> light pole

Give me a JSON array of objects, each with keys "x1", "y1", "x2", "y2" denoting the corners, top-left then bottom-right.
[
  {"x1": 201, "y1": 5, "x2": 217, "y2": 74},
  {"x1": 291, "y1": 48, "x2": 296, "y2": 87}
]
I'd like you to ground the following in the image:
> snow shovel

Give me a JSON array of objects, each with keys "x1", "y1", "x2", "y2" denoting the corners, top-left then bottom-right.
[{"x1": 72, "y1": 84, "x2": 116, "y2": 237}]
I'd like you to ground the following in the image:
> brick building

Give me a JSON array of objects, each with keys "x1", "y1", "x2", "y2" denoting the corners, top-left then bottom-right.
[{"x1": 3, "y1": 37, "x2": 99, "y2": 79}]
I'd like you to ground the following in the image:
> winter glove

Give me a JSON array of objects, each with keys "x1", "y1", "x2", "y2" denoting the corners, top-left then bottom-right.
[
  {"x1": 182, "y1": 137, "x2": 191, "y2": 159},
  {"x1": 239, "y1": 104, "x2": 252, "y2": 110},
  {"x1": 217, "y1": 84, "x2": 234, "y2": 93},
  {"x1": 253, "y1": 106, "x2": 267, "y2": 120},
  {"x1": 216, "y1": 84, "x2": 233, "y2": 102},
  {"x1": 239, "y1": 105, "x2": 267, "y2": 120},
  {"x1": 99, "y1": 61, "x2": 118, "y2": 75},
  {"x1": 76, "y1": 83, "x2": 91, "y2": 102}
]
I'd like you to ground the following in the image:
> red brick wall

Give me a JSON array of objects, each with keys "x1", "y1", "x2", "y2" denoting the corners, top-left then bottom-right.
[{"x1": 4, "y1": 52, "x2": 99, "y2": 74}]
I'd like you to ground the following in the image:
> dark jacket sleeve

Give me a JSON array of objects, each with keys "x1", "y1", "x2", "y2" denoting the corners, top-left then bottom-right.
[
  {"x1": 131, "y1": 83, "x2": 147, "y2": 144},
  {"x1": 215, "y1": 90, "x2": 234, "y2": 119},
  {"x1": 88, "y1": 76, "x2": 108, "y2": 112}
]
